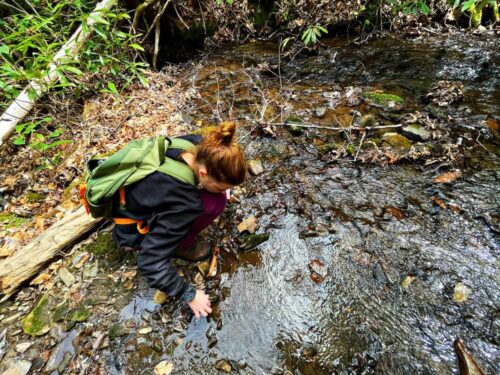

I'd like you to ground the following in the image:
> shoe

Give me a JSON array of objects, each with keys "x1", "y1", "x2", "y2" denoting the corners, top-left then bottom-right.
[{"x1": 173, "y1": 239, "x2": 212, "y2": 262}]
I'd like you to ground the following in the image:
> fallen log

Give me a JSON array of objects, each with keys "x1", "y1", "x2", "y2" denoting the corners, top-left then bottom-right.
[
  {"x1": 0, "y1": 207, "x2": 103, "y2": 302},
  {"x1": 0, "y1": 0, "x2": 118, "y2": 148}
]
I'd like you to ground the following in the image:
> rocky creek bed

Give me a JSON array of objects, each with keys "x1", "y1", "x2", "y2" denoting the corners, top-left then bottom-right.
[{"x1": 0, "y1": 32, "x2": 499, "y2": 374}]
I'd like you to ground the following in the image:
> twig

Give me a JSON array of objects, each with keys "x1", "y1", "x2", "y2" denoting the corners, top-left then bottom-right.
[
  {"x1": 354, "y1": 131, "x2": 366, "y2": 162},
  {"x1": 132, "y1": 0, "x2": 160, "y2": 32},
  {"x1": 141, "y1": 0, "x2": 172, "y2": 42},
  {"x1": 274, "y1": 122, "x2": 403, "y2": 131},
  {"x1": 152, "y1": 17, "x2": 160, "y2": 70},
  {"x1": 174, "y1": 3, "x2": 190, "y2": 30}
]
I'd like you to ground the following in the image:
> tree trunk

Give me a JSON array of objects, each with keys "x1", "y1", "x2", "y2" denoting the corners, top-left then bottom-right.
[
  {"x1": 0, "y1": 207, "x2": 103, "y2": 302},
  {"x1": 0, "y1": 0, "x2": 118, "y2": 148}
]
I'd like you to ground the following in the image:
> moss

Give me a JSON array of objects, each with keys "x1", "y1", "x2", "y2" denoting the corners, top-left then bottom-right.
[
  {"x1": 69, "y1": 306, "x2": 92, "y2": 322},
  {"x1": 0, "y1": 212, "x2": 27, "y2": 228},
  {"x1": 85, "y1": 232, "x2": 116, "y2": 256},
  {"x1": 317, "y1": 143, "x2": 339, "y2": 154},
  {"x1": 191, "y1": 126, "x2": 217, "y2": 136},
  {"x1": 109, "y1": 323, "x2": 129, "y2": 340},
  {"x1": 286, "y1": 116, "x2": 304, "y2": 136},
  {"x1": 21, "y1": 293, "x2": 54, "y2": 336},
  {"x1": 346, "y1": 143, "x2": 356, "y2": 156},
  {"x1": 363, "y1": 92, "x2": 404, "y2": 106},
  {"x1": 26, "y1": 191, "x2": 44, "y2": 203},
  {"x1": 52, "y1": 302, "x2": 70, "y2": 322}
]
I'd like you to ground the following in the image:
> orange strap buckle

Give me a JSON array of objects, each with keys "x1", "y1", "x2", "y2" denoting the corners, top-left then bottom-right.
[
  {"x1": 113, "y1": 217, "x2": 149, "y2": 234},
  {"x1": 79, "y1": 184, "x2": 90, "y2": 214}
]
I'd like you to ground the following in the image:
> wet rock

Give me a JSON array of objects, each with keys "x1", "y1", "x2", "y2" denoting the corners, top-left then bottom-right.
[
  {"x1": 248, "y1": 159, "x2": 264, "y2": 176},
  {"x1": 313, "y1": 107, "x2": 327, "y2": 118},
  {"x1": 58, "y1": 267, "x2": 75, "y2": 287},
  {"x1": 215, "y1": 359, "x2": 232, "y2": 373},
  {"x1": 382, "y1": 133, "x2": 412, "y2": 153},
  {"x1": 238, "y1": 359, "x2": 247, "y2": 369},
  {"x1": 14, "y1": 342, "x2": 32, "y2": 353},
  {"x1": 363, "y1": 91, "x2": 404, "y2": 110},
  {"x1": 152, "y1": 337, "x2": 163, "y2": 352},
  {"x1": 154, "y1": 361, "x2": 174, "y2": 375},
  {"x1": 1, "y1": 360, "x2": 31, "y2": 375},
  {"x1": 69, "y1": 305, "x2": 91, "y2": 323},
  {"x1": 45, "y1": 338, "x2": 74, "y2": 373},
  {"x1": 453, "y1": 283, "x2": 472, "y2": 303},
  {"x1": 239, "y1": 233, "x2": 269, "y2": 251},
  {"x1": 108, "y1": 323, "x2": 129, "y2": 340},
  {"x1": 402, "y1": 124, "x2": 431, "y2": 142}
]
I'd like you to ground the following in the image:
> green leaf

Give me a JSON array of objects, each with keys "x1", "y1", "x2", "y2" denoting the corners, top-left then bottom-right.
[
  {"x1": 138, "y1": 74, "x2": 149, "y2": 87},
  {"x1": 0, "y1": 45, "x2": 9, "y2": 55},
  {"x1": 107, "y1": 82, "x2": 118, "y2": 95},
  {"x1": 48, "y1": 129, "x2": 62, "y2": 138},
  {"x1": 93, "y1": 25, "x2": 107, "y2": 40},
  {"x1": 62, "y1": 65, "x2": 84, "y2": 75},
  {"x1": 129, "y1": 43, "x2": 145, "y2": 51},
  {"x1": 89, "y1": 14, "x2": 110, "y2": 25},
  {"x1": 420, "y1": 2, "x2": 430, "y2": 14},
  {"x1": 13, "y1": 136, "x2": 26, "y2": 146}
]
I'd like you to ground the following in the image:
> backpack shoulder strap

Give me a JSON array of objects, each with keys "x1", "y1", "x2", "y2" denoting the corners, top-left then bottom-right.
[
  {"x1": 168, "y1": 137, "x2": 196, "y2": 152},
  {"x1": 157, "y1": 158, "x2": 196, "y2": 185}
]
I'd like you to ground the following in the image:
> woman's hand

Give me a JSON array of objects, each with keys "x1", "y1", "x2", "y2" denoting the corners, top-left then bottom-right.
[{"x1": 186, "y1": 289, "x2": 212, "y2": 318}]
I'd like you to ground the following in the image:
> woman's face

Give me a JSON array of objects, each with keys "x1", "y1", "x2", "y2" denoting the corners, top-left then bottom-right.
[{"x1": 198, "y1": 169, "x2": 234, "y2": 194}]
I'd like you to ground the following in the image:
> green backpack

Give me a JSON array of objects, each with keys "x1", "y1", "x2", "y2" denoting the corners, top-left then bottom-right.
[{"x1": 80, "y1": 136, "x2": 196, "y2": 220}]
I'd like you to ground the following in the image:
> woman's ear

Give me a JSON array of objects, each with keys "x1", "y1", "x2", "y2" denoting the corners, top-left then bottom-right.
[{"x1": 198, "y1": 165, "x2": 208, "y2": 178}]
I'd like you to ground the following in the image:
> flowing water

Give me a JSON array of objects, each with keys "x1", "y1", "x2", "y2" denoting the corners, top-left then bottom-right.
[{"x1": 0, "y1": 33, "x2": 499, "y2": 375}]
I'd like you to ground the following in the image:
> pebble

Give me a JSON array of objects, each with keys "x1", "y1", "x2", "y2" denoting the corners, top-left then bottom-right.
[
  {"x1": 58, "y1": 267, "x2": 76, "y2": 287},
  {"x1": 15, "y1": 342, "x2": 32, "y2": 353},
  {"x1": 154, "y1": 361, "x2": 174, "y2": 375},
  {"x1": 247, "y1": 159, "x2": 264, "y2": 176},
  {"x1": 238, "y1": 359, "x2": 247, "y2": 369},
  {"x1": 138, "y1": 327, "x2": 153, "y2": 335},
  {"x1": 314, "y1": 107, "x2": 327, "y2": 118}
]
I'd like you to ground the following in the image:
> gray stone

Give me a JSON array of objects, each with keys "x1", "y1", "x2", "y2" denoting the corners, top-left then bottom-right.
[
  {"x1": 58, "y1": 267, "x2": 75, "y2": 287},
  {"x1": 14, "y1": 342, "x2": 32, "y2": 353},
  {"x1": 402, "y1": 124, "x2": 431, "y2": 142}
]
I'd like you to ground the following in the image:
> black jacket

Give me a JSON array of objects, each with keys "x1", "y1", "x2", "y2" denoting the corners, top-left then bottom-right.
[{"x1": 112, "y1": 135, "x2": 203, "y2": 299}]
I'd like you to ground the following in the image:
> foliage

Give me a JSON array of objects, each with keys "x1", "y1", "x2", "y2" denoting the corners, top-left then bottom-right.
[
  {"x1": 0, "y1": 0, "x2": 147, "y2": 155},
  {"x1": 301, "y1": 24, "x2": 328, "y2": 45}
]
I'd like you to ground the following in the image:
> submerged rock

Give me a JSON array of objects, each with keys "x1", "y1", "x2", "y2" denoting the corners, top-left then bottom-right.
[
  {"x1": 215, "y1": 359, "x2": 232, "y2": 373},
  {"x1": 154, "y1": 361, "x2": 174, "y2": 375},
  {"x1": 402, "y1": 124, "x2": 431, "y2": 142},
  {"x1": 453, "y1": 283, "x2": 472, "y2": 303}
]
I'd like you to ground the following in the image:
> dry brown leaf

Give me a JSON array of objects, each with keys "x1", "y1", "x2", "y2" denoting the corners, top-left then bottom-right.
[
  {"x1": 385, "y1": 206, "x2": 404, "y2": 220},
  {"x1": 73, "y1": 253, "x2": 91, "y2": 269},
  {"x1": 431, "y1": 196, "x2": 447, "y2": 209},
  {"x1": 34, "y1": 216, "x2": 45, "y2": 232},
  {"x1": 30, "y1": 273, "x2": 52, "y2": 285},
  {"x1": 2, "y1": 176, "x2": 17, "y2": 189},
  {"x1": 237, "y1": 215, "x2": 257, "y2": 233},
  {"x1": 433, "y1": 170, "x2": 461, "y2": 183}
]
